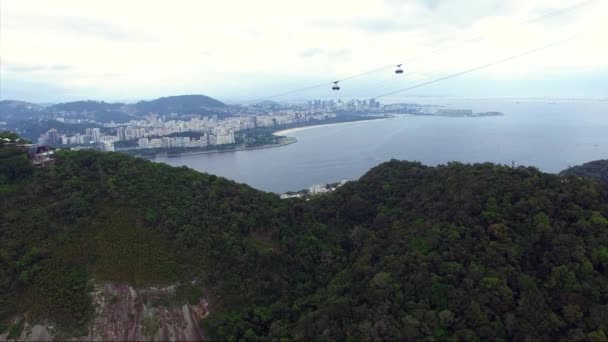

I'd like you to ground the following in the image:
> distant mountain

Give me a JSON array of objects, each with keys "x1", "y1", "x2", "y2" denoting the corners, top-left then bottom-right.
[
  {"x1": 1, "y1": 95, "x2": 229, "y2": 125},
  {"x1": 560, "y1": 159, "x2": 608, "y2": 183},
  {"x1": 0, "y1": 100, "x2": 46, "y2": 123},
  {"x1": 46, "y1": 101, "x2": 133, "y2": 124},
  {"x1": 91, "y1": 110, "x2": 132, "y2": 123},
  {"x1": 134, "y1": 94, "x2": 227, "y2": 115},
  {"x1": 49, "y1": 100, "x2": 125, "y2": 113},
  {"x1": 0, "y1": 100, "x2": 43, "y2": 110}
]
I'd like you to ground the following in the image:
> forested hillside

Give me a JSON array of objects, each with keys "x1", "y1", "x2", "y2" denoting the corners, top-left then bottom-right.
[
  {"x1": 560, "y1": 159, "x2": 608, "y2": 183},
  {"x1": 1, "y1": 148, "x2": 607, "y2": 340}
]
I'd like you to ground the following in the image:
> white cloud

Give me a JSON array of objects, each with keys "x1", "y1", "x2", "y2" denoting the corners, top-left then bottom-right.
[{"x1": 0, "y1": 0, "x2": 606, "y2": 102}]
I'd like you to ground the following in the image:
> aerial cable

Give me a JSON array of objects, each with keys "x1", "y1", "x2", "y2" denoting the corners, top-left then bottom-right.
[
  {"x1": 338, "y1": 0, "x2": 593, "y2": 83},
  {"x1": 372, "y1": 34, "x2": 584, "y2": 99},
  {"x1": 523, "y1": 0, "x2": 591, "y2": 24},
  {"x1": 246, "y1": 0, "x2": 593, "y2": 103}
]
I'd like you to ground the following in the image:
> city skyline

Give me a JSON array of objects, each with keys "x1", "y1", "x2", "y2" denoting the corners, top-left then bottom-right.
[{"x1": 33, "y1": 97, "x2": 387, "y2": 154}]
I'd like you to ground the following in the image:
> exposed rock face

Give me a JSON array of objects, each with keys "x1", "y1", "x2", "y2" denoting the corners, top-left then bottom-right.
[
  {"x1": 0, "y1": 283, "x2": 209, "y2": 342},
  {"x1": 0, "y1": 323, "x2": 53, "y2": 342},
  {"x1": 87, "y1": 283, "x2": 209, "y2": 341}
]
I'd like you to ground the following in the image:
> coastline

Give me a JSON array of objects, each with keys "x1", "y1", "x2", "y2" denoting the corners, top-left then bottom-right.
[
  {"x1": 273, "y1": 116, "x2": 393, "y2": 136},
  {"x1": 146, "y1": 137, "x2": 297, "y2": 158},
  {"x1": 142, "y1": 116, "x2": 390, "y2": 159}
]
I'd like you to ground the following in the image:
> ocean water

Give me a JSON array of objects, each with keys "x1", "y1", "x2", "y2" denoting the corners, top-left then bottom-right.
[{"x1": 153, "y1": 99, "x2": 608, "y2": 193}]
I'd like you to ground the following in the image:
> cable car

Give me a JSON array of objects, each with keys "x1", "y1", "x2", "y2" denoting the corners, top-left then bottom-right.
[
  {"x1": 395, "y1": 64, "x2": 404, "y2": 74},
  {"x1": 332, "y1": 81, "x2": 340, "y2": 91}
]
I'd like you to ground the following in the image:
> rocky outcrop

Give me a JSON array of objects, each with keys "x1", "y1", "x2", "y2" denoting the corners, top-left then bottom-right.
[
  {"x1": 0, "y1": 283, "x2": 209, "y2": 341},
  {"x1": 86, "y1": 283, "x2": 209, "y2": 341},
  {"x1": 0, "y1": 322, "x2": 53, "y2": 342}
]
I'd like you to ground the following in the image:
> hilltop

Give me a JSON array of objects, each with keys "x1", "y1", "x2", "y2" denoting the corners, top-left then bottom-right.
[
  {"x1": 134, "y1": 95, "x2": 227, "y2": 115},
  {"x1": 1, "y1": 147, "x2": 607, "y2": 341},
  {"x1": 49, "y1": 100, "x2": 125, "y2": 113}
]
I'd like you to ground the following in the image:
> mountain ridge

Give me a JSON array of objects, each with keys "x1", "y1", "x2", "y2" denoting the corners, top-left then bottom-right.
[
  {"x1": 0, "y1": 94, "x2": 229, "y2": 124},
  {"x1": 134, "y1": 94, "x2": 227, "y2": 115}
]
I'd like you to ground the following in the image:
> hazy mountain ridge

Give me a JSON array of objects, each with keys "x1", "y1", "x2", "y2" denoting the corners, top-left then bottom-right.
[
  {"x1": 0, "y1": 94, "x2": 229, "y2": 125},
  {"x1": 0, "y1": 100, "x2": 44, "y2": 110},
  {"x1": 49, "y1": 100, "x2": 126, "y2": 112},
  {"x1": 0, "y1": 101, "x2": 46, "y2": 123},
  {"x1": 1, "y1": 147, "x2": 607, "y2": 341},
  {"x1": 134, "y1": 95, "x2": 227, "y2": 115}
]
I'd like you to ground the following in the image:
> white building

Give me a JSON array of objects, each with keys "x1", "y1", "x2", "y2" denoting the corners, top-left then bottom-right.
[
  {"x1": 207, "y1": 134, "x2": 217, "y2": 146},
  {"x1": 216, "y1": 132, "x2": 235, "y2": 145},
  {"x1": 86, "y1": 128, "x2": 101, "y2": 143},
  {"x1": 149, "y1": 138, "x2": 162, "y2": 148},
  {"x1": 117, "y1": 126, "x2": 127, "y2": 141},
  {"x1": 99, "y1": 141, "x2": 115, "y2": 152},
  {"x1": 138, "y1": 138, "x2": 149, "y2": 148},
  {"x1": 309, "y1": 184, "x2": 329, "y2": 195},
  {"x1": 280, "y1": 193, "x2": 303, "y2": 199},
  {"x1": 161, "y1": 137, "x2": 172, "y2": 149}
]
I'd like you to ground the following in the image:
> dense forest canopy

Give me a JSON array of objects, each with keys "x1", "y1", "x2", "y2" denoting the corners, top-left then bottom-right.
[{"x1": 1, "y1": 144, "x2": 607, "y2": 340}]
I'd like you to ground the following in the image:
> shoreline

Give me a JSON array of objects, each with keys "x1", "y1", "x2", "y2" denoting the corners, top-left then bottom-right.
[
  {"x1": 146, "y1": 137, "x2": 297, "y2": 158},
  {"x1": 141, "y1": 116, "x2": 389, "y2": 159},
  {"x1": 273, "y1": 116, "x2": 393, "y2": 136}
]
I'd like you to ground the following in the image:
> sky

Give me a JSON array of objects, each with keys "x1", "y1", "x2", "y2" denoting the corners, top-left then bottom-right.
[{"x1": 0, "y1": 0, "x2": 607, "y2": 103}]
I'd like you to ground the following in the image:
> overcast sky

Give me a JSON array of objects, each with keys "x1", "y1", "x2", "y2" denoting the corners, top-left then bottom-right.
[{"x1": 1, "y1": 0, "x2": 606, "y2": 103}]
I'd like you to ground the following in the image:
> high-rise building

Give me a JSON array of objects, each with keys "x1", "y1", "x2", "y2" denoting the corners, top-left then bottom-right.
[
  {"x1": 117, "y1": 126, "x2": 127, "y2": 141},
  {"x1": 216, "y1": 132, "x2": 235, "y2": 145},
  {"x1": 161, "y1": 137, "x2": 172, "y2": 149},
  {"x1": 199, "y1": 136, "x2": 208, "y2": 147},
  {"x1": 38, "y1": 132, "x2": 49, "y2": 145},
  {"x1": 47, "y1": 128, "x2": 60, "y2": 146},
  {"x1": 207, "y1": 134, "x2": 217, "y2": 146},
  {"x1": 91, "y1": 128, "x2": 101, "y2": 143}
]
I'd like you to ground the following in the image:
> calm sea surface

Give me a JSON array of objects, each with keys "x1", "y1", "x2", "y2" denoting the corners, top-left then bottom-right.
[{"x1": 153, "y1": 99, "x2": 608, "y2": 193}]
